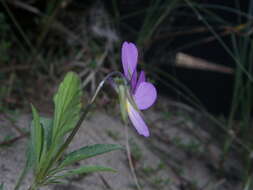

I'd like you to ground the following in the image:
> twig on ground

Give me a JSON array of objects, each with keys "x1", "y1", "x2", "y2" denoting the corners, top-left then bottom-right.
[
  {"x1": 2, "y1": 113, "x2": 26, "y2": 135},
  {"x1": 0, "y1": 132, "x2": 29, "y2": 146},
  {"x1": 98, "y1": 174, "x2": 114, "y2": 190}
]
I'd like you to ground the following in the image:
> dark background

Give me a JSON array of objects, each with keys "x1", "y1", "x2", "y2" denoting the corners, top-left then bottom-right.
[{"x1": 0, "y1": 0, "x2": 251, "y2": 116}]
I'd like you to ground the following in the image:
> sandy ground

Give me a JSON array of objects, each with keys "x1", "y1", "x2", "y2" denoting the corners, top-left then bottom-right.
[{"x1": 0, "y1": 98, "x2": 243, "y2": 190}]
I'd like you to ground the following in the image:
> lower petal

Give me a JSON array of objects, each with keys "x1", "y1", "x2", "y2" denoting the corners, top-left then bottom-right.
[
  {"x1": 127, "y1": 101, "x2": 150, "y2": 137},
  {"x1": 134, "y1": 82, "x2": 157, "y2": 110}
]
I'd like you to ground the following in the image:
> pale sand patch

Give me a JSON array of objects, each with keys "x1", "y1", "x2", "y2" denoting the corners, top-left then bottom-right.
[{"x1": 0, "y1": 100, "x2": 242, "y2": 190}]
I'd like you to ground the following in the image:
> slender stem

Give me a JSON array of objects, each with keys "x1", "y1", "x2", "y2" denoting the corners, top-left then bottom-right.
[
  {"x1": 53, "y1": 103, "x2": 92, "y2": 163},
  {"x1": 124, "y1": 123, "x2": 142, "y2": 190}
]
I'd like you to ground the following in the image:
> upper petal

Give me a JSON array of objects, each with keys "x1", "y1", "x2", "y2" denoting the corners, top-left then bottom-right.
[
  {"x1": 131, "y1": 69, "x2": 137, "y2": 92},
  {"x1": 134, "y1": 82, "x2": 157, "y2": 110},
  {"x1": 121, "y1": 42, "x2": 138, "y2": 80},
  {"x1": 135, "y1": 70, "x2": 146, "y2": 90},
  {"x1": 127, "y1": 101, "x2": 150, "y2": 137}
]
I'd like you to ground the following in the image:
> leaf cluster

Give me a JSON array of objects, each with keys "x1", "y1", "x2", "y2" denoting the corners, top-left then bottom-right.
[{"x1": 15, "y1": 72, "x2": 122, "y2": 189}]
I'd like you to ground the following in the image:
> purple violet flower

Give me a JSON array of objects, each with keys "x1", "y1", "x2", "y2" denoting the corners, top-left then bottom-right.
[{"x1": 121, "y1": 41, "x2": 157, "y2": 137}]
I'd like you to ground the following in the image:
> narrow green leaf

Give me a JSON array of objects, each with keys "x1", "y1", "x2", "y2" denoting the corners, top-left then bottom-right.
[
  {"x1": 0, "y1": 183, "x2": 4, "y2": 190},
  {"x1": 40, "y1": 117, "x2": 53, "y2": 151},
  {"x1": 39, "y1": 117, "x2": 53, "y2": 165},
  {"x1": 52, "y1": 72, "x2": 82, "y2": 142},
  {"x1": 59, "y1": 144, "x2": 123, "y2": 167},
  {"x1": 31, "y1": 104, "x2": 43, "y2": 164},
  {"x1": 54, "y1": 165, "x2": 116, "y2": 179}
]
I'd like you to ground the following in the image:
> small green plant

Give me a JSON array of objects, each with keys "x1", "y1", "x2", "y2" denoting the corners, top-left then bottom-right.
[
  {"x1": 10, "y1": 41, "x2": 157, "y2": 190},
  {"x1": 14, "y1": 72, "x2": 122, "y2": 190}
]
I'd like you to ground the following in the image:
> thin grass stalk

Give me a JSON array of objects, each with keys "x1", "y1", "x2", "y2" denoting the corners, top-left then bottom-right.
[
  {"x1": 154, "y1": 66, "x2": 253, "y2": 155},
  {"x1": 150, "y1": 66, "x2": 206, "y2": 109},
  {"x1": 198, "y1": 4, "x2": 253, "y2": 20},
  {"x1": 234, "y1": 0, "x2": 242, "y2": 23},
  {"x1": 243, "y1": 176, "x2": 253, "y2": 190},
  {"x1": 241, "y1": 39, "x2": 253, "y2": 184},
  {"x1": 185, "y1": 0, "x2": 253, "y2": 81},
  {"x1": 221, "y1": 33, "x2": 243, "y2": 165},
  {"x1": 137, "y1": 0, "x2": 180, "y2": 46},
  {"x1": 182, "y1": 4, "x2": 253, "y2": 180},
  {"x1": 138, "y1": 0, "x2": 161, "y2": 43},
  {"x1": 27, "y1": 0, "x2": 65, "y2": 68},
  {"x1": 241, "y1": 39, "x2": 251, "y2": 133},
  {"x1": 36, "y1": 0, "x2": 64, "y2": 49},
  {"x1": 226, "y1": 34, "x2": 253, "y2": 185},
  {"x1": 111, "y1": 0, "x2": 120, "y2": 26},
  {"x1": 0, "y1": 0, "x2": 33, "y2": 50}
]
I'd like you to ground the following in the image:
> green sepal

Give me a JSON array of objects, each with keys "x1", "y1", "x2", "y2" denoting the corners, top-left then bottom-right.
[{"x1": 118, "y1": 85, "x2": 128, "y2": 123}]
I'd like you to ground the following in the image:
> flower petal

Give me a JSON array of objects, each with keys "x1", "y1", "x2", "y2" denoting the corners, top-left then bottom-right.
[
  {"x1": 134, "y1": 82, "x2": 157, "y2": 110},
  {"x1": 135, "y1": 71, "x2": 146, "y2": 90},
  {"x1": 127, "y1": 101, "x2": 150, "y2": 137},
  {"x1": 121, "y1": 42, "x2": 138, "y2": 80},
  {"x1": 131, "y1": 69, "x2": 137, "y2": 92}
]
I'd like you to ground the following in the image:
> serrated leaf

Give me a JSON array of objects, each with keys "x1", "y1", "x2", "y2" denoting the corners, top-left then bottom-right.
[
  {"x1": 59, "y1": 144, "x2": 123, "y2": 168},
  {"x1": 52, "y1": 72, "x2": 82, "y2": 142},
  {"x1": 54, "y1": 165, "x2": 116, "y2": 179},
  {"x1": 31, "y1": 104, "x2": 43, "y2": 165}
]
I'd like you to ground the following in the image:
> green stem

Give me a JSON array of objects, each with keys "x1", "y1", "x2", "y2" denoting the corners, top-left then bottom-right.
[
  {"x1": 53, "y1": 103, "x2": 92, "y2": 163},
  {"x1": 39, "y1": 102, "x2": 93, "y2": 179},
  {"x1": 124, "y1": 123, "x2": 142, "y2": 190}
]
